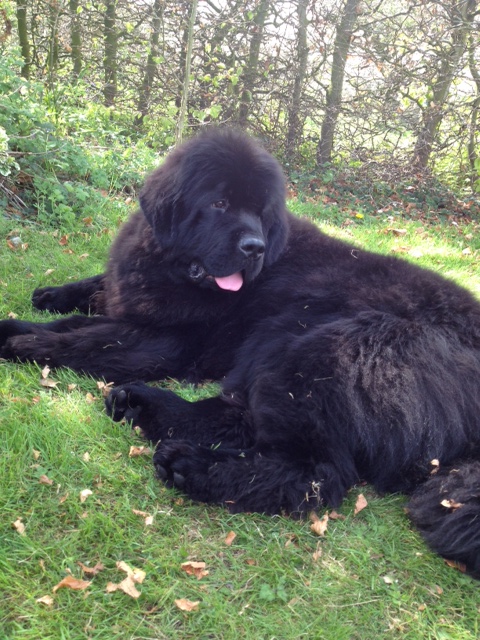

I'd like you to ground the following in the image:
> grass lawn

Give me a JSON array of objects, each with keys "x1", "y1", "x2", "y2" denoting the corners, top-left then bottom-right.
[{"x1": 1, "y1": 199, "x2": 479, "y2": 640}]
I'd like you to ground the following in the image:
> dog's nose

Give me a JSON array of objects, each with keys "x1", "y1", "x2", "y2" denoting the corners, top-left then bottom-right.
[{"x1": 238, "y1": 236, "x2": 265, "y2": 259}]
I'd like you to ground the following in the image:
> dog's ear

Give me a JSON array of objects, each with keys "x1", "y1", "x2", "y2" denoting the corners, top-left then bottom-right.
[
  {"x1": 264, "y1": 205, "x2": 288, "y2": 266},
  {"x1": 261, "y1": 165, "x2": 289, "y2": 266},
  {"x1": 139, "y1": 150, "x2": 183, "y2": 248}
]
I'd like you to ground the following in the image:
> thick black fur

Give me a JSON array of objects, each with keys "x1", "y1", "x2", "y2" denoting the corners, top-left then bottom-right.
[{"x1": 2, "y1": 129, "x2": 480, "y2": 576}]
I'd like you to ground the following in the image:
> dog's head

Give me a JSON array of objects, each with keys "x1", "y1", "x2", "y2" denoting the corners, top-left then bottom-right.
[{"x1": 139, "y1": 129, "x2": 288, "y2": 291}]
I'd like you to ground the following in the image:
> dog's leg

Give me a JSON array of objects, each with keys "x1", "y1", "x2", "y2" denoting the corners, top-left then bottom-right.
[
  {"x1": 151, "y1": 440, "x2": 356, "y2": 514},
  {"x1": 1, "y1": 319, "x2": 196, "y2": 383},
  {"x1": 32, "y1": 274, "x2": 106, "y2": 314},
  {"x1": 106, "y1": 385, "x2": 254, "y2": 448}
]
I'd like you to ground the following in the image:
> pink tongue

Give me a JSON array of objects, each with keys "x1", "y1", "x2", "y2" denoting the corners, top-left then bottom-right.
[{"x1": 214, "y1": 272, "x2": 243, "y2": 291}]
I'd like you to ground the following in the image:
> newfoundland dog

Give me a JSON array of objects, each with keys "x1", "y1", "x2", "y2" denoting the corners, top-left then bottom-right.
[{"x1": 2, "y1": 129, "x2": 480, "y2": 576}]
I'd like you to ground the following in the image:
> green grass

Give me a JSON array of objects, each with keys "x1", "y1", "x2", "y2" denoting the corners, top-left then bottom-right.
[{"x1": 1, "y1": 202, "x2": 480, "y2": 640}]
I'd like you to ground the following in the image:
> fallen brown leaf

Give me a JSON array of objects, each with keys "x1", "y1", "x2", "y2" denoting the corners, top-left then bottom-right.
[
  {"x1": 444, "y1": 558, "x2": 467, "y2": 573},
  {"x1": 354, "y1": 493, "x2": 368, "y2": 515},
  {"x1": 12, "y1": 518, "x2": 25, "y2": 535},
  {"x1": 116, "y1": 561, "x2": 146, "y2": 584},
  {"x1": 79, "y1": 489, "x2": 93, "y2": 503},
  {"x1": 32, "y1": 449, "x2": 41, "y2": 460},
  {"x1": 78, "y1": 561, "x2": 104, "y2": 576},
  {"x1": 310, "y1": 512, "x2": 329, "y2": 536},
  {"x1": 39, "y1": 474, "x2": 54, "y2": 486},
  {"x1": 96, "y1": 381, "x2": 114, "y2": 397},
  {"x1": 181, "y1": 561, "x2": 209, "y2": 580},
  {"x1": 129, "y1": 446, "x2": 152, "y2": 457},
  {"x1": 224, "y1": 531, "x2": 236, "y2": 546},
  {"x1": 36, "y1": 595, "x2": 54, "y2": 606},
  {"x1": 175, "y1": 598, "x2": 200, "y2": 612},
  {"x1": 52, "y1": 575, "x2": 91, "y2": 593}
]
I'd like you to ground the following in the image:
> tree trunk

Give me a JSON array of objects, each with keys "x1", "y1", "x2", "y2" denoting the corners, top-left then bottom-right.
[
  {"x1": 69, "y1": 0, "x2": 82, "y2": 79},
  {"x1": 47, "y1": 0, "x2": 60, "y2": 84},
  {"x1": 238, "y1": 0, "x2": 270, "y2": 127},
  {"x1": 103, "y1": 0, "x2": 117, "y2": 108},
  {"x1": 316, "y1": 0, "x2": 361, "y2": 166},
  {"x1": 412, "y1": 0, "x2": 476, "y2": 171},
  {"x1": 135, "y1": 0, "x2": 163, "y2": 127},
  {"x1": 467, "y1": 32, "x2": 480, "y2": 190},
  {"x1": 16, "y1": 0, "x2": 30, "y2": 79},
  {"x1": 286, "y1": 0, "x2": 309, "y2": 164},
  {"x1": 176, "y1": 0, "x2": 198, "y2": 144}
]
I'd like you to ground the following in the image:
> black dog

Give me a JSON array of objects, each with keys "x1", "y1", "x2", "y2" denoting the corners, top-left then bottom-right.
[{"x1": 2, "y1": 129, "x2": 480, "y2": 575}]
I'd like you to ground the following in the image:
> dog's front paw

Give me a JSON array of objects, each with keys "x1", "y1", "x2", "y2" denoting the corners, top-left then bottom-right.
[
  {"x1": 105, "y1": 384, "x2": 149, "y2": 424},
  {"x1": 153, "y1": 440, "x2": 221, "y2": 499},
  {"x1": 0, "y1": 319, "x2": 34, "y2": 351},
  {"x1": 32, "y1": 286, "x2": 68, "y2": 313}
]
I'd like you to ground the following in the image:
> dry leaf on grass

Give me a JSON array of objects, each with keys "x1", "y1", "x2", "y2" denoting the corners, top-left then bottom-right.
[
  {"x1": 96, "y1": 381, "x2": 114, "y2": 397},
  {"x1": 444, "y1": 558, "x2": 467, "y2": 573},
  {"x1": 310, "y1": 512, "x2": 329, "y2": 536},
  {"x1": 129, "y1": 445, "x2": 152, "y2": 457},
  {"x1": 224, "y1": 531, "x2": 237, "y2": 546},
  {"x1": 77, "y1": 561, "x2": 104, "y2": 576},
  {"x1": 32, "y1": 449, "x2": 41, "y2": 460},
  {"x1": 354, "y1": 493, "x2": 368, "y2": 515},
  {"x1": 106, "y1": 576, "x2": 141, "y2": 599},
  {"x1": 79, "y1": 489, "x2": 93, "y2": 503},
  {"x1": 39, "y1": 474, "x2": 54, "y2": 486},
  {"x1": 116, "y1": 560, "x2": 146, "y2": 583},
  {"x1": 181, "y1": 561, "x2": 209, "y2": 580},
  {"x1": 106, "y1": 561, "x2": 146, "y2": 598},
  {"x1": 12, "y1": 518, "x2": 25, "y2": 535},
  {"x1": 36, "y1": 595, "x2": 54, "y2": 606},
  {"x1": 175, "y1": 598, "x2": 200, "y2": 612},
  {"x1": 53, "y1": 575, "x2": 91, "y2": 593},
  {"x1": 132, "y1": 509, "x2": 154, "y2": 526}
]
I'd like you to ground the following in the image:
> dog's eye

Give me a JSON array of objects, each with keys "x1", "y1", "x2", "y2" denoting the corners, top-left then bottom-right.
[{"x1": 211, "y1": 199, "x2": 228, "y2": 210}]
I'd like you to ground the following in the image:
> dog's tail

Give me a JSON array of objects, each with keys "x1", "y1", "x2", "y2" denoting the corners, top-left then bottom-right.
[{"x1": 407, "y1": 460, "x2": 480, "y2": 578}]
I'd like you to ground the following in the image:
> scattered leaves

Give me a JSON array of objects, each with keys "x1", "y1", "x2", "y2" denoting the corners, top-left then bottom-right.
[
  {"x1": 181, "y1": 561, "x2": 209, "y2": 580},
  {"x1": 77, "y1": 561, "x2": 104, "y2": 576},
  {"x1": 354, "y1": 493, "x2": 368, "y2": 515},
  {"x1": 224, "y1": 531, "x2": 237, "y2": 546},
  {"x1": 444, "y1": 558, "x2": 467, "y2": 573},
  {"x1": 106, "y1": 561, "x2": 146, "y2": 599},
  {"x1": 36, "y1": 595, "x2": 54, "y2": 606},
  {"x1": 53, "y1": 575, "x2": 91, "y2": 593},
  {"x1": 12, "y1": 518, "x2": 25, "y2": 535},
  {"x1": 175, "y1": 598, "x2": 200, "y2": 612},
  {"x1": 129, "y1": 445, "x2": 152, "y2": 457},
  {"x1": 97, "y1": 381, "x2": 114, "y2": 397},
  {"x1": 132, "y1": 509, "x2": 153, "y2": 526},
  {"x1": 79, "y1": 489, "x2": 93, "y2": 503},
  {"x1": 310, "y1": 512, "x2": 329, "y2": 537}
]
